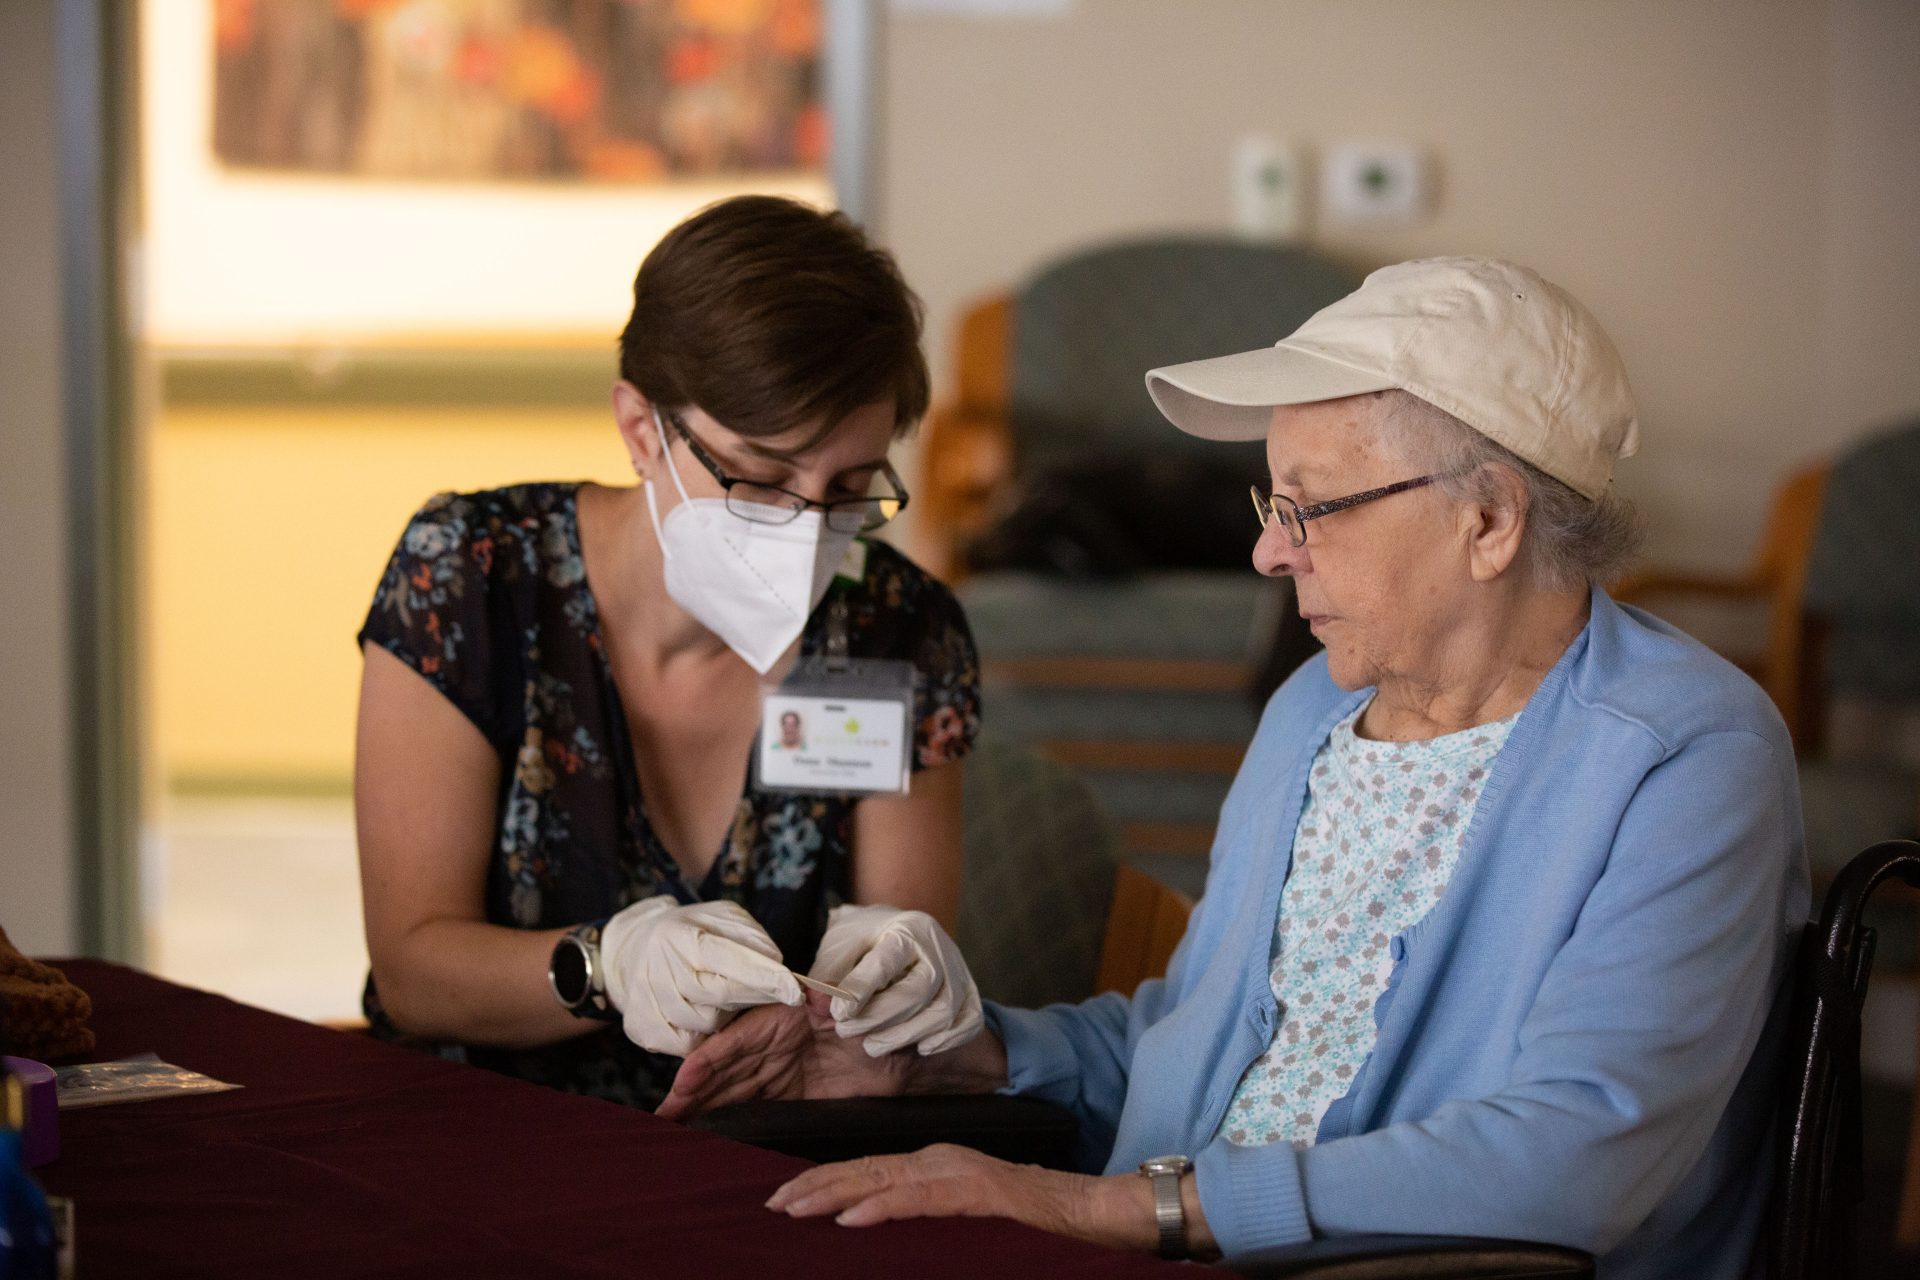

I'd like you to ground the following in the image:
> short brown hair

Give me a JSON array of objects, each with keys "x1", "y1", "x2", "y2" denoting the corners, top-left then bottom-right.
[{"x1": 618, "y1": 196, "x2": 930, "y2": 445}]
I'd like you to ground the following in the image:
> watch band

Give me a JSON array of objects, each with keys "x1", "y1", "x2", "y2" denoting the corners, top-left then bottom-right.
[
  {"x1": 1138, "y1": 1155, "x2": 1192, "y2": 1259},
  {"x1": 1150, "y1": 1169, "x2": 1184, "y2": 1258}
]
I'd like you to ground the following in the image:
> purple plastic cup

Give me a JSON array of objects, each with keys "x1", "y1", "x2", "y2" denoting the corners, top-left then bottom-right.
[{"x1": 2, "y1": 1057, "x2": 58, "y2": 1168}]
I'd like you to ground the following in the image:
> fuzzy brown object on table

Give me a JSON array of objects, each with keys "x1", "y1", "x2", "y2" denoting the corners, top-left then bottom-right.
[{"x1": 0, "y1": 926, "x2": 95, "y2": 1060}]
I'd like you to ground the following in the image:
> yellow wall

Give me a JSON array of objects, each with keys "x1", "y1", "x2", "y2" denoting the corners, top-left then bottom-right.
[{"x1": 149, "y1": 405, "x2": 633, "y2": 788}]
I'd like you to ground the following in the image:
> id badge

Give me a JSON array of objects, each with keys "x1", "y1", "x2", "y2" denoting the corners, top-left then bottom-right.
[{"x1": 756, "y1": 656, "x2": 915, "y2": 795}]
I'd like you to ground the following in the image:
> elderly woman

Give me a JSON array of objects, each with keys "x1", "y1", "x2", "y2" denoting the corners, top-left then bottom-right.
[{"x1": 658, "y1": 258, "x2": 1808, "y2": 1278}]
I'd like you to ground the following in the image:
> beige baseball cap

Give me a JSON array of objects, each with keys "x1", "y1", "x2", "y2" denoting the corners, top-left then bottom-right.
[{"x1": 1144, "y1": 256, "x2": 1639, "y2": 501}]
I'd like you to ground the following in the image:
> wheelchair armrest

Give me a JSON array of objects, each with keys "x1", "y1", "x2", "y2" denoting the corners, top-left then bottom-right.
[
  {"x1": 688, "y1": 1095, "x2": 1079, "y2": 1170},
  {"x1": 1217, "y1": 1234, "x2": 1594, "y2": 1279}
]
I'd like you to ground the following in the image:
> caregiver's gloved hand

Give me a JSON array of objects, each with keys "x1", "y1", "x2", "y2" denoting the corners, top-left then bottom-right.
[
  {"x1": 601, "y1": 896, "x2": 803, "y2": 1057},
  {"x1": 808, "y1": 904, "x2": 983, "y2": 1057}
]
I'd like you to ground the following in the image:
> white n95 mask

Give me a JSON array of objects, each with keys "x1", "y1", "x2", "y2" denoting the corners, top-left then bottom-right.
[{"x1": 643, "y1": 412, "x2": 859, "y2": 674}]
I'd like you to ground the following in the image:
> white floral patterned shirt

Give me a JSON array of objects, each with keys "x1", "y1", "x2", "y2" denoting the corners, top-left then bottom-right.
[{"x1": 1218, "y1": 701, "x2": 1517, "y2": 1149}]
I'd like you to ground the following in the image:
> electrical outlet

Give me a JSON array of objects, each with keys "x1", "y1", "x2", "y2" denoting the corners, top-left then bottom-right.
[
  {"x1": 1323, "y1": 143, "x2": 1431, "y2": 224},
  {"x1": 1232, "y1": 136, "x2": 1308, "y2": 241}
]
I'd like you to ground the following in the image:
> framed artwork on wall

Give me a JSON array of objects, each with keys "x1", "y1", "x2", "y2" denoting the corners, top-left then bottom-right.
[{"x1": 210, "y1": 0, "x2": 826, "y2": 184}]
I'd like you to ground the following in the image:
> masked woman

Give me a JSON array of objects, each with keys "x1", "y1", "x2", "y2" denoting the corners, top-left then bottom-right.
[{"x1": 352, "y1": 197, "x2": 984, "y2": 1108}]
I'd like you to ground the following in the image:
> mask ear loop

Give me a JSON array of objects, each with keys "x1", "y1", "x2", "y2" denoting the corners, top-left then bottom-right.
[
  {"x1": 642, "y1": 407, "x2": 695, "y2": 558},
  {"x1": 653, "y1": 410, "x2": 696, "y2": 506}
]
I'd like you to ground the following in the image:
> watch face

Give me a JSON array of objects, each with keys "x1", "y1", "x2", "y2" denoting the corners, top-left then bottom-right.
[
  {"x1": 550, "y1": 936, "x2": 590, "y2": 1007},
  {"x1": 1141, "y1": 1155, "x2": 1192, "y2": 1177}
]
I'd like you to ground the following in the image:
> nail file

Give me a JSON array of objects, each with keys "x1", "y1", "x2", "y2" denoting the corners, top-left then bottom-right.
[{"x1": 792, "y1": 972, "x2": 855, "y2": 1000}]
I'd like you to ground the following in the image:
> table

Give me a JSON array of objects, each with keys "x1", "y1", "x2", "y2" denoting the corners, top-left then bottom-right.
[{"x1": 35, "y1": 962, "x2": 1182, "y2": 1279}]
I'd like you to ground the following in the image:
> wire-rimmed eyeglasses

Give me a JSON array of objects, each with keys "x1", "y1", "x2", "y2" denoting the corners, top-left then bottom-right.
[
  {"x1": 667, "y1": 409, "x2": 910, "y2": 534},
  {"x1": 1250, "y1": 474, "x2": 1443, "y2": 547}
]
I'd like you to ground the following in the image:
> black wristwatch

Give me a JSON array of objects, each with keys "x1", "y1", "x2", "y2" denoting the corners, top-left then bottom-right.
[
  {"x1": 1138, "y1": 1154, "x2": 1194, "y2": 1259},
  {"x1": 548, "y1": 921, "x2": 618, "y2": 1021}
]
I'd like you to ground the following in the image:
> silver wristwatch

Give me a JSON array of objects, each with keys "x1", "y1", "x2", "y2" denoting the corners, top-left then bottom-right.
[{"x1": 1137, "y1": 1154, "x2": 1193, "y2": 1259}]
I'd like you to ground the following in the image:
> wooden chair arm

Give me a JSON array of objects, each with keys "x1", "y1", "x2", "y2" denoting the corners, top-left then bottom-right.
[
  {"x1": 919, "y1": 403, "x2": 1014, "y2": 577},
  {"x1": 923, "y1": 405, "x2": 1013, "y2": 496},
  {"x1": 915, "y1": 291, "x2": 1016, "y2": 577},
  {"x1": 1095, "y1": 863, "x2": 1194, "y2": 997},
  {"x1": 1612, "y1": 567, "x2": 1772, "y2": 604}
]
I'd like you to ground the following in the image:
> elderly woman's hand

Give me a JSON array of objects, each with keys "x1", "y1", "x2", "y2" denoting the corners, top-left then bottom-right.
[
  {"x1": 765, "y1": 1145, "x2": 1161, "y2": 1251},
  {"x1": 655, "y1": 992, "x2": 912, "y2": 1122}
]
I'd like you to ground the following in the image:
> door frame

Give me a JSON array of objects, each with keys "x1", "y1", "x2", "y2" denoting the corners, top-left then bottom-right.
[{"x1": 60, "y1": 0, "x2": 143, "y2": 961}]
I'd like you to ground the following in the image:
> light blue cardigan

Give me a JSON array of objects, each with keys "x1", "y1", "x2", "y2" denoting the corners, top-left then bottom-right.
[{"x1": 987, "y1": 590, "x2": 1808, "y2": 1277}]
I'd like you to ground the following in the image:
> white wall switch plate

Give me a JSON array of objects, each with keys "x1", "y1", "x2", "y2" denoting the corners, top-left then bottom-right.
[
  {"x1": 1232, "y1": 135, "x2": 1309, "y2": 241},
  {"x1": 1323, "y1": 143, "x2": 1431, "y2": 223}
]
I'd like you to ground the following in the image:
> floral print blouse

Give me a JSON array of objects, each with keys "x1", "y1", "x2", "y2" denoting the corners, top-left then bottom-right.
[
  {"x1": 1217, "y1": 702, "x2": 1516, "y2": 1149},
  {"x1": 357, "y1": 482, "x2": 981, "y2": 1108}
]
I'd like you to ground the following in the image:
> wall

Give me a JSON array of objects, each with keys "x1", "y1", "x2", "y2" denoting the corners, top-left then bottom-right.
[
  {"x1": 0, "y1": 0, "x2": 79, "y2": 953},
  {"x1": 881, "y1": 0, "x2": 1920, "y2": 573},
  {"x1": 1820, "y1": 0, "x2": 1920, "y2": 436},
  {"x1": 150, "y1": 403, "x2": 631, "y2": 784}
]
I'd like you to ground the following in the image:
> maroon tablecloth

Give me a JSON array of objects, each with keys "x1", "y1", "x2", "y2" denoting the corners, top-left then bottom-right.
[{"x1": 36, "y1": 962, "x2": 1182, "y2": 1279}]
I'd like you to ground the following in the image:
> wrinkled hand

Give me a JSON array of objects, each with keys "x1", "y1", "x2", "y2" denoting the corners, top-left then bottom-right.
[
  {"x1": 601, "y1": 896, "x2": 802, "y2": 1057},
  {"x1": 765, "y1": 1144, "x2": 1153, "y2": 1251},
  {"x1": 655, "y1": 991, "x2": 913, "y2": 1122},
  {"x1": 809, "y1": 905, "x2": 983, "y2": 1057}
]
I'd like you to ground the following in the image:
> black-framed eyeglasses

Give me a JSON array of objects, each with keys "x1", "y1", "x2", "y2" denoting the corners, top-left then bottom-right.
[
  {"x1": 666, "y1": 409, "x2": 910, "y2": 534},
  {"x1": 1250, "y1": 474, "x2": 1442, "y2": 547}
]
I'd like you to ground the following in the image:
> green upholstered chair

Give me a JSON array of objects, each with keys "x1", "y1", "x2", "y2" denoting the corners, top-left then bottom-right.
[
  {"x1": 1005, "y1": 239, "x2": 1355, "y2": 474},
  {"x1": 922, "y1": 239, "x2": 1359, "y2": 567},
  {"x1": 1798, "y1": 419, "x2": 1920, "y2": 969},
  {"x1": 958, "y1": 571, "x2": 1286, "y2": 862},
  {"x1": 924, "y1": 238, "x2": 1353, "y2": 868},
  {"x1": 953, "y1": 731, "x2": 1122, "y2": 1009}
]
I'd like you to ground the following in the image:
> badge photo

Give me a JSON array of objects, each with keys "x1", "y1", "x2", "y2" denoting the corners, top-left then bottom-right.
[{"x1": 755, "y1": 657, "x2": 914, "y2": 795}]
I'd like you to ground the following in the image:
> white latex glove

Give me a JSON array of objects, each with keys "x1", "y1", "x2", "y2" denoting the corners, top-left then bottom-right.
[
  {"x1": 807, "y1": 904, "x2": 983, "y2": 1057},
  {"x1": 601, "y1": 896, "x2": 803, "y2": 1057}
]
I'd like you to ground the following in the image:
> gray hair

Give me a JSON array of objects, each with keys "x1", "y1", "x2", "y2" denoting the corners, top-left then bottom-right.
[{"x1": 1370, "y1": 390, "x2": 1644, "y2": 592}]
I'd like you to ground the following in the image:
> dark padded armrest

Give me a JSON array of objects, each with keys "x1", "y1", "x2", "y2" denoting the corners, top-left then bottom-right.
[
  {"x1": 688, "y1": 1095, "x2": 1079, "y2": 1170},
  {"x1": 1218, "y1": 1235, "x2": 1594, "y2": 1279}
]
